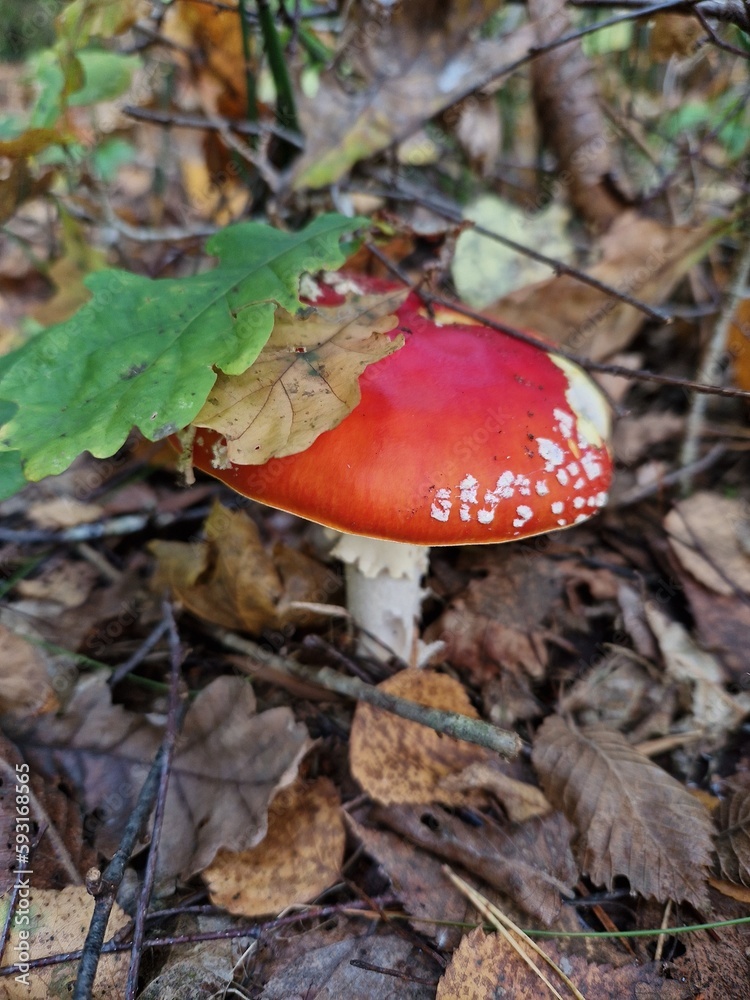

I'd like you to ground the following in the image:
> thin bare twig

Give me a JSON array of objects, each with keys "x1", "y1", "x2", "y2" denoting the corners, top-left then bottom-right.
[
  {"x1": 125, "y1": 603, "x2": 186, "y2": 999},
  {"x1": 122, "y1": 105, "x2": 305, "y2": 149},
  {"x1": 369, "y1": 175, "x2": 672, "y2": 322},
  {"x1": 109, "y1": 618, "x2": 170, "y2": 688},
  {"x1": 212, "y1": 628, "x2": 523, "y2": 759},
  {"x1": 72, "y1": 750, "x2": 165, "y2": 999}
]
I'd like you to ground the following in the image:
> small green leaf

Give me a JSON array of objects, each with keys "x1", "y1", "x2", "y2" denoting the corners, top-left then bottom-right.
[
  {"x1": 0, "y1": 215, "x2": 367, "y2": 483},
  {"x1": 0, "y1": 451, "x2": 27, "y2": 501}
]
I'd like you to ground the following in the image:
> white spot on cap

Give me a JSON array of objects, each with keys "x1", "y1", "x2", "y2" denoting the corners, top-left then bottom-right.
[
  {"x1": 574, "y1": 513, "x2": 589, "y2": 523},
  {"x1": 514, "y1": 475, "x2": 531, "y2": 496},
  {"x1": 554, "y1": 407, "x2": 574, "y2": 440},
  {"x1": 556, "y1": 468, "x2": 569, "y2": 486},
  {"x1": 479, "y1": 470, "x2": 515, "y2": 521},
  {"x1": 459, "y1": 474, "x2": 478, "y2": 521},
  {"x1": 538, "y1": 438, "x2": 565, "y2": 471},
  {"x1": 431, "y1": 488, "x2": 452, "y2": 522},
  {"x1": 574, "y1": 477, "x2": 585, "y2": 490},
  {"x1": 551, "y1": 501, "x2": 564, "y2": 515},
  {"x1": 581, "y1": 452, "x2": 603, "y2": 481},
  {"x1": 557, "y1": 518, "x2": 568, "y2": 526},
  {"x1": 513, "y1": 504, "x2": 533, "y2": 528},
  {"x1": 567, "y1": 462, "x2": 580, "y2": 475},
  {"x1": 573, "y1": 496, "x2": 586, "y2": 509},
  {"x1": 535, "y1": 480, "x2": 550, "y2": 496}
]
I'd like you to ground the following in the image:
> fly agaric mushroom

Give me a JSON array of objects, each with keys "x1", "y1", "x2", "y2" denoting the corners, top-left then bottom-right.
[{"x1": 180, "y1": 275, "x2": 613, "y2": 663}]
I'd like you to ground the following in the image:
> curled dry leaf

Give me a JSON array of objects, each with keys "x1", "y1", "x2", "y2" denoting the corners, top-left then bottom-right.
[
  {"x1": 204, "y1": 777, "x2": 345, "y2": 917},
  {"x1": 349, "y1": 670, "x2": 497, "y2": 807},
  {"x1": 2, "y1": 674, "x2": 311, "y2": 881},
  {"x1": 665, "y1": 492, "x2": 750, "y2": 596},
  {"x1": 194, "y1": 292, "x2": 405, "y2": 465},
  {"x1": 374, "y1": 803, "x2": 577, "y2": 927},
  {"x1": 150, "y1": 502, "x2": 338, "y2": 633},
  {"x1": 645, "y1": 603, "x2": 750, "y2": 736},
  {"x1": 715, "y1": 775, "x2": 750, "y2": 887},
  {"x1": 0, "y1": 886, "x2": 129, "y2": 999},
  {"x1": 437, "y1": 927, "x2": 686, "y2": 1000},
  {"x1": 532, "y1": 715, "x2": 714, "y2": 907}
]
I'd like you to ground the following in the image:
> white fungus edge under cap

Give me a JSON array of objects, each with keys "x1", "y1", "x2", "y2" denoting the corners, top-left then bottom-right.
[
  {"x1": 550, "y1": 354, "x2": 612, "y2": 449},
  {"x1": 330, "y1": 533, "x2": 430, "y2": 580}
]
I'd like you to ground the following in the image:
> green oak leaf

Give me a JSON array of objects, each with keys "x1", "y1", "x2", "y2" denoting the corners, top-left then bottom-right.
[{"x1": 0, "y1": 214, "x2": 367, "y2": 482}]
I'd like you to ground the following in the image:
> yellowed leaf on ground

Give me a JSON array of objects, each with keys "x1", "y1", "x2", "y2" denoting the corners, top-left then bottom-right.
[
  {"x1": 665, "y1": 492, "x2": 750, "y2": 596},
  {"x1": 194, "y1": 294, "x2": 403, "y2": 465},
  {"x1": 0, "y1": 625, "x2": 57, "y2": 716},
  {"x1": 349, "y1": 670, "x2": 497, "y2": 806},
  {"x1": 486, "y1": 212, "x2": 721, "y2": 360},
  {"x1": 150, "y1": 502, "x2": 338, "y2": 633},
  {"x1": 0, "y1": 886, "x2": 128, "y2": 999},
  {"x1": 532, "y1": 715, "x2": 713, "y2": 907},
  {"x1": 205, "y1": 777, "x2": 345, "y2": 917}
]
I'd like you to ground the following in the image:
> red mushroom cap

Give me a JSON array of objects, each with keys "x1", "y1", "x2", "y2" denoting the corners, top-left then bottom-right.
[{"x1": 184, "y1": 276, "x2": 613, "y2": 545}]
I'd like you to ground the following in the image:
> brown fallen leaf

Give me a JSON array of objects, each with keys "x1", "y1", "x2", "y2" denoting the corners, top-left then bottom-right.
[
  {"x1": 436, "y1": 762, "x2": 553, "y2": 823},
  {"x1": 715, "y1": 774, "x2": 750, "y2": 887},
  {"x1": 0, "y1": 625, "x2": 57, "y2": 716},
  {"x1": 529, "y1": 0, "x2": 623, "y2": 229},
  {"x1": 668, "y1": 909, "x2": 750, "y2": 1000},
  {"x1": 649, "y1": 12, "x2": 703, "y2": 60},
  {"x1": 645, "y1": 603, "x2": 750, "y2": 736},
  {"x1": 2, "y1": 674, "x2": 311, "y2": 881},
  {"x1": 437, "y1": 927, "x2": 687, "y2": 1000},
  {"x1": 258, "y1": 925, "x2": 437, "y2": 1000},
  {"x1": 486, "y1": 212, "x2": 721, "y2": 360},
  {"x1": 665, "y1": 492, "x2": 750, "y2": 596},
  {"x1": 204, "y1": 777, "x2": 345, "y2": 917},
  {"x1": 194, "y1": 292, "x2": 404, "y2": 465},
  {"x1": 349, "y1": 670, "x2": 497, "y2": 807},
  {"x1": 0, "y1": 886, "x2": 129, "y2": 999},
  {"x1": 150, "y1": 502, "x2": 338, "y2": 634},
  {"x1": 729, "y1": 296, "x2": 750, "y2": 391},
  {"x1": 374, "y1": 803, "x2": 577, "y2": 927},
  {"x1": 425, "y1": 555, "x2": 555, "y2": 684},
  {"x1": 291, "y1": 0, "x2": 537, "y2": 190},
  {"x1": 680, "y1": 573, "x2": 750, "y2": 686},
  {"x1": 532, "y1": 715, "x2": 714, "y2": 907},
  {"x1": 348, "y1": 815, "x2": 479, "y2": 950}
]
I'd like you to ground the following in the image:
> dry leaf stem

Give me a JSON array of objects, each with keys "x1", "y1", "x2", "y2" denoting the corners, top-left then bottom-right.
[{"x1": 213, "y1": 628, "x2": 523, "y2": 759}]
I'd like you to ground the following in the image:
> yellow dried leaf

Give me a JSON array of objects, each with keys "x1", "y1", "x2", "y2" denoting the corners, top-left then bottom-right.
[
  {"x1": 0, "y1": 886, "x2": 128, "y2": 999},
  {"x1": 349, "y1": 670, "x2": 496, "y2": 806},
  {"x1": 149, "y1": 502, "x2": 337, "y2": 633},
  {"x1": 205, "y1": 778, "x2": 345, "y2": 916},
  {"x1": 194, "y1": 294, "x2": 404, "y2": 464}
]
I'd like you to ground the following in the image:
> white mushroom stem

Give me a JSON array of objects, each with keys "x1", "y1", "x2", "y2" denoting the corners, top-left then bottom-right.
[{"x1": 329, "y1": 534, "x2": 442, "y2": 665}]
